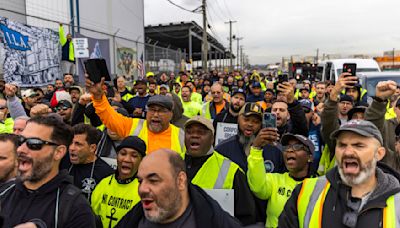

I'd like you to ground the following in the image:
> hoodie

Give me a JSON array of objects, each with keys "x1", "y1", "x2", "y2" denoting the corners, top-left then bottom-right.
[
  {"x1": 171, "y1": 93, "x2": 189, "y2": 129},
  {"x1": 0, "y1": 170, "x2": 95, "y2": 228}
]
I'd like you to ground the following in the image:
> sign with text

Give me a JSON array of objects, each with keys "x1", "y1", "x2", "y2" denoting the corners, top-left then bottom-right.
[
  {"x1": 73, "y1": 38, "x2": 89, "y2": 58},
  {"x1": 204, "y1": 189, "x2": 234, "y2": 216},
  {"x1": 215, "y1": 122, "x2": 238, "y2": 146}
]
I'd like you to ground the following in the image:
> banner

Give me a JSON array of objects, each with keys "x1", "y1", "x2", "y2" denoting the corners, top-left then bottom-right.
[
  {"x1": 116, "y1": 46, "x2": 137, "y2": 78},
  {"x1": 0, "y1": 16, "x2": 61, "y2": 87},
  {"x1": 76, "y1": 33, "x2": 110, "y2": 84}
]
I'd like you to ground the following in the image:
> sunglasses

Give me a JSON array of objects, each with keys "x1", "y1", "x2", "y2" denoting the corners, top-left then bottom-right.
[
  {"x1": 18, "y1": 136, "x2": 59, "y2": 150},
  {"x1": 54, "y1": 106, "x2": 70, "y2": 112},
  {"x1": 283, "y1": 143, "x2": 308, "y2": 152}
]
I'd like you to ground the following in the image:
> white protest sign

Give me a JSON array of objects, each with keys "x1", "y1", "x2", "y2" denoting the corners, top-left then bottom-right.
[
  {"x1": 204, "y1": 189, "x2": 234, "y2": 216},
  {"x1": 215, "y1": 122, "x2": 238, "y2": 146},
  {"x1": 73, "y1": 38, "x2": 89, "y2": 58},
  {"x1": 101, "y1": 157, "x2": 117, "y2": 170}
]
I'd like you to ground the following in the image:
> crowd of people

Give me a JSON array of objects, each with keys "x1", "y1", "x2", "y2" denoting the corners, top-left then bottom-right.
[{"x1": 0, "y1": 66, "x2": 399, "y2": 228}]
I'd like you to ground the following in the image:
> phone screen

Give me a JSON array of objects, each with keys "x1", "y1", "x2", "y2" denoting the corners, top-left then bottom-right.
[
  {"x1": 263, "y1": 113, "x2": 277, "y2": 128},
  {"x1": 343, "y1": 63, "x2": 357, "y2": 76}
]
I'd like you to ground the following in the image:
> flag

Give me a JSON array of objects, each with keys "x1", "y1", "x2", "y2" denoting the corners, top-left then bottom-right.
[{"x1": 137, "y1": 52, "x2": 145, "y2": 80}]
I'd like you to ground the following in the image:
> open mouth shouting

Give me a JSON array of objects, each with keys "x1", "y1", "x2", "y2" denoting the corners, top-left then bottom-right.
[{"x1": 341, "y1": 157, "x2": 360, "y2": 175}]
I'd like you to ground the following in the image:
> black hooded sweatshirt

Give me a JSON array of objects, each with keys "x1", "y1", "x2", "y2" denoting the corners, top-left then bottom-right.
[{"x1": 0, "y1": 170, "x2": 95, "y2": 228}]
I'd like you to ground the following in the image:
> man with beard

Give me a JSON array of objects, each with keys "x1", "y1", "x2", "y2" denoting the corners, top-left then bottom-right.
[
  {"x1": 271, "y1": 82, "x2": 309, "y2": 138},
  {"x1": 215, "y1": 103, "x2": 286, "y2": 223},
  {"x1": 184, "y1": 116, "x2": 256, "y2": 225},
  {"x1": 122, "y1": 80, "x2": 150, "y2": 118},
  {"x1": 68, "y1": 123, "x2": 114, "y2": 199},
  {"x1": 115, "y1": 149, "x2": 242, "y2": 227},
  {"x1": 213, "y1": 88, "x2": 246, "y2": 130},
  {"x1": 21, "y1": 89, "x2": 38, "y2": 116},
  {"x1": 0, "y1": 116, "x2": 95, "y2": 227},
  {"x1": 148, "y1": 81, "x2": 158, "y2": 96},
  {"x1": 63, "y1": 73, "x2": 76, "y2": 88},
  {"x1": 54, "y1": 99, "x2": 74, "y2": 124},
  {"x1": 313, "y1": 81, "x2": 328, "y2": 107},
  {"x1": 0, "y1": 134, "x2": 19, "y2": 192},
  {"x1": 87, "y1": 77, "x2": 185, "y2": 155},
  {"x1": 181, "y1": 86, "x2": 201, "y2": 118},
  {"x1": 279, "y1": 119, "x2": 400, "y2": 228},
  {"x1": 91, "y1": 136, "x2": 146, "y2": 228}
]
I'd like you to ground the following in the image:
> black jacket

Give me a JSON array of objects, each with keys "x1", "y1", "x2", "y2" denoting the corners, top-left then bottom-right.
[
  {"x1": 0, "y1": 170, "x2": 95, "y2": 228},
  {"x1": 277, "y1": 100, "x2": 309, "y2": 137},
  {"x1": 115, "y1": 184, "x2": 242, "y2": 228},
  {"x1": 279, "y1": 162, "x2": 400, "y2": 228}
]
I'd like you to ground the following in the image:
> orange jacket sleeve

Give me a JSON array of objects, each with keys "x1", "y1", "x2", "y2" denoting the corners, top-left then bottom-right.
[{"x1": 92, "y1": 94, "x2": 133, "y2": 137}]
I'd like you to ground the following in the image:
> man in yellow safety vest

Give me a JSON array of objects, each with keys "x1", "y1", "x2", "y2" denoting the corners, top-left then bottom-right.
[{"x1": 279, "y1": 119, "x2": 400, "y2": 228}]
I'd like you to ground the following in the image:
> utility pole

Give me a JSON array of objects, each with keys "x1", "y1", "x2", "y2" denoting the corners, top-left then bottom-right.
[
  {"x1": 393, "y1": 48, "x2": 395, "y2": 68},
  {"x1": 234, "y1": 36, "x2": 243, "y2": 70},
  {"x1": 202, "y1": 0, "x2": 208, "y2": 72},
  {"x1": 225, "y1": 20, "x2": 237, "y2": 72},
  {"x1": 315, "y1": 48, "x2": 319, "y2": 65},
  {"x1": 240, "y1": 45, "x2": 243, "y2": 70}
]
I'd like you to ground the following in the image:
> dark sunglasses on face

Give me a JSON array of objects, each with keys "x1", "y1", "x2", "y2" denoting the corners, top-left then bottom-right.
[
  {"x1": 54, "y1": 106, "x2": 70, "y2": 112},
  {"x1": 18, "y1": 136, "x2": 59, "y2": 150}
]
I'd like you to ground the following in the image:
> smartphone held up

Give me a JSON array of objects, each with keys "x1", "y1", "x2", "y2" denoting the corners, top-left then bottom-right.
[
  {"x1": 263, "y1": 113, "x2": 277, "y2": 129},
  {"x1": 84, "y1": 58, "x2": 111, "y2": 83}
]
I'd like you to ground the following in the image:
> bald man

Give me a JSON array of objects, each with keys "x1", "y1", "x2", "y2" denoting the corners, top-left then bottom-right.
[
  {"x1": 116, "y1": 149, "x2": 241, "y2": 228},
  {"x1": 201, "y1": 83, "x2": 229, "y2": 119}
]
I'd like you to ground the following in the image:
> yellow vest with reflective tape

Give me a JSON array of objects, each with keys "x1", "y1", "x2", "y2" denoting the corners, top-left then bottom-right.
[
  {"x1": 129, "y1": 119, "x2": 185, "y2": 156},
  {"x1": 317, "y1": 145, "x2": 336, "y2": 176},
  {"x1": 297, "y1": 176, "x2": 400, "y2": 228},
  {"x1": 91, "y1": 175, "x2": 140, "y2": 228},
  {"x1": 191, "y1": 152, "x2": 241, "y2": 189}
]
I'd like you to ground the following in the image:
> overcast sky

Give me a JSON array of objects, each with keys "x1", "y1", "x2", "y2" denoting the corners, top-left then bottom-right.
[{"x1": 144, "y1": 0, "x2": 400, "y2": 64}]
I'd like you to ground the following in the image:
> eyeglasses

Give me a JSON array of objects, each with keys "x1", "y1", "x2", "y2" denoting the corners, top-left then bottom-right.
[
  {"x1": 18, "y1": 136, "x2": 59, "y2": 150},
  {"x1": 147, "y1": 107, "x2": 170, "y2": 115},
  {"x1": 283, "y1": 144, "x2": 308, "y2": 152}
]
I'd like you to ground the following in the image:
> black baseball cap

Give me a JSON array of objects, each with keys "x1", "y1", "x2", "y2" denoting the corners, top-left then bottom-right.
[{"x1": 331, "y1": 120, "x2": 383, "y2": 145}]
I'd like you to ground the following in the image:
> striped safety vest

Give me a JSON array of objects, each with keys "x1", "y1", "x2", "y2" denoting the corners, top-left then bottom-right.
[
  {"x1": 190, "y1": 152, "x2": 241, "y2": 189},
  {"x1": 297, "y1": 176, "x2": 400, "y2": 228},
  {"x1": 129, "y1": 119, "x2": 185, "y2": 156}
]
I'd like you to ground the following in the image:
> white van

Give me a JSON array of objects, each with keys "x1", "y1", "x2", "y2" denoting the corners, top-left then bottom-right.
[{"x1": 317, "y1": 59, "x2": 381, "y2": 83}]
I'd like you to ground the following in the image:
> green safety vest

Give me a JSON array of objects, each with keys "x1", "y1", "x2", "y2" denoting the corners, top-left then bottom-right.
[
  {"x1": 129, "y1": 119, "x2": 185, "y2": 156},
  {"x1": 91, "y1": 175, "x2": 140, "y2": 228},
  {"x1": 190, "y1": 152, "x2": 241, "y2": 189},
  {"x1": 201, "y1": 101, "x2": 212, "y2": 119},
  {"x1": 59, "y1": 26, "x2": 74, "y2": 62},
  {"x1": 181, "y1": 100, "x2": 202, "y2": 118},
  {"x1": 297, "y1": 176, "x2": 400, "y2": 228},
  {"x1": 317, "y1": 145, "x2": 336, "y2": 176}
]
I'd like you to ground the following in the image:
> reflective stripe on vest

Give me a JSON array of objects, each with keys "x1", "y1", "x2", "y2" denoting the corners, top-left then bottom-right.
[
  {"x1": 132, "y1": 119, "x2": 145, "y2": 136},
  {"x1": 383, "y1": 192, "x2": 400, "y2": 228},
  {"x1": 297, "y1": 176, "x2": 330, "y2": 228},
  {"x1": 129, "y1": 119, "x2": 184, "y2": 155},
  {"x1": 214, "y1": 158, "x2": 231, "y2": 189},
  {"x1": 191, "y1": 152, "x2": 239, "y2": 189},
  {"x1": 201, "y1": 102, "x2": 211, "y2": 119},
  {"x1": 299, "y1": 177, "x2": 400, "y2": 228}
]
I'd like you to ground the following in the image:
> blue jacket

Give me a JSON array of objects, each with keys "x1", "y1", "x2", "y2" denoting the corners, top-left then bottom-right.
[{"x1": 215, "y1": 135, "x2": 285, "y2": 173}]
